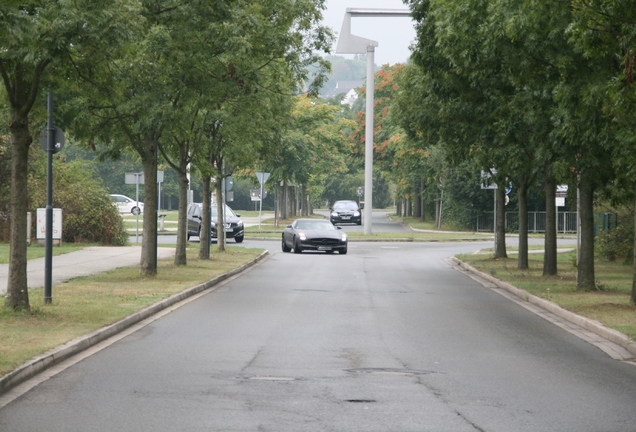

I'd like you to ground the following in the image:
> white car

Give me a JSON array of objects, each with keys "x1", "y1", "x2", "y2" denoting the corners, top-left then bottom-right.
[{"x1": 109, "y1": 194, "x2": 144, "y2": 215}]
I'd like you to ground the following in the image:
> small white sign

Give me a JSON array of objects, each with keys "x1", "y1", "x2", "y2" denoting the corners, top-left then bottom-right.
[
  {"x1": 36, "y1": 208, "x2": 62, "y2": 240},
  {"x1": 556, "y1": 197, "x2": 566, "y2": 207},
  {"x1": 125, "y1": 172, "x2": 144, "y2": 184}
]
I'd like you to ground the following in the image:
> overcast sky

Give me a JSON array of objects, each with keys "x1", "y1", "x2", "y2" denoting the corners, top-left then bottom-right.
[{"x1": 321, "y1": 0, "x2": 416, "y2": 65}]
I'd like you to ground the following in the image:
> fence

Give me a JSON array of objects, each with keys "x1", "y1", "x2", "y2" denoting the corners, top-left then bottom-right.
[
  {"x1": 473, "y1": 211, "x2": 620, "y2": 234},
  {"x1": 473, "y1": 211, "x2": 580, "y2": 234}
]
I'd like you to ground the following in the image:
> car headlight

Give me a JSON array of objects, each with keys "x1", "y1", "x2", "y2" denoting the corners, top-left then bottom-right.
[
  {"x1": 211, "y1": 222, "x2": 216, "y2": 228},
  {"x1": 353, "y1": 211, "x2": 360, "y2": 216},
  {"x1": 331, "y1": 212, "x2": 338, "y2": 217},
  {"x1": 341, "y1": 233, "x2": 348, "y2": 242},
  {"x1": 299, "y1": 232, "x2": 307, "y2": 241}
]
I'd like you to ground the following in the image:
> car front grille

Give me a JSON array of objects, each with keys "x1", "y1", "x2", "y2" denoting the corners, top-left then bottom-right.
[{"x1": 308, "y1": 238, "x2": 341, "y2": 246}]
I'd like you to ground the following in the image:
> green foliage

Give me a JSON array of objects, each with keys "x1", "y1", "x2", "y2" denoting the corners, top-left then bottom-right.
[
  {"x1": 29, "y1": 157, "x2": 128, "y2": 245},
  {"x1": 598, "y1": 221, "x2": 634, "y2": 264},
  {"x1": 595, "y1": 207, "x2": 634, "y2": 264}
]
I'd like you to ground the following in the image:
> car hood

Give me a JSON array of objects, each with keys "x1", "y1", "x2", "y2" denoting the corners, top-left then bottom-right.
[
  {"x1": 302, "y1": 229, "x2": 344, "y2": 239},
  {"x1": 212, "y1": 215, "x2": 242, "y2": 225}
]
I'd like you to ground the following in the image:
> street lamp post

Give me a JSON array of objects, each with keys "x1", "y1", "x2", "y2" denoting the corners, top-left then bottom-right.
[{"x1": 336, "y1": 8, "x2": 410, "y2": 235}]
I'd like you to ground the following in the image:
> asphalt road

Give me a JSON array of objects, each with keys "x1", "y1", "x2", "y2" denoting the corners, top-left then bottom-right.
[{"x1": 1, "y1": 214, "x2": 634, "y2": 431}]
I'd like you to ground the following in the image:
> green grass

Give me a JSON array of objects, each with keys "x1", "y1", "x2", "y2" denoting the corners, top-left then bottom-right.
[
  {"x1": 0, "y1": 244, "x2": 86, "y2": 264},
  {"x1": 0, "y1": 246, "x2": 264, "y2": 377},
  {"x1": 458, "y1": 251, "x2": 636, "y2": 340}
]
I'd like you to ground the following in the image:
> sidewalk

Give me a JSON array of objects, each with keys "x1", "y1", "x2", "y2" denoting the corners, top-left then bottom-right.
[{"x1": 0, "y1": 246, "x2": 176, "y2": 296}]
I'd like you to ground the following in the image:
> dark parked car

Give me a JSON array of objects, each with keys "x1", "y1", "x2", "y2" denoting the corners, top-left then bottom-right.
[
  {"x1": 282, "y1": 218, "x2": 348, "y2": 254},
  {"x1": 186, "y1": 202, "x2": 244, "y2": 243},
  {"x1": 330, "y1": 200, "x2": 361, "y2": 225}
]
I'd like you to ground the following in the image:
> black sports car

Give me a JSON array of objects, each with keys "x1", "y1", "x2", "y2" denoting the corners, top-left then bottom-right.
[{"x1": 282, "y1": 218, "x2": 348, "y2": 254}]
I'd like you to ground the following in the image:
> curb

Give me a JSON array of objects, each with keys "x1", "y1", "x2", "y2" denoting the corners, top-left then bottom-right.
[
  {"x1": 0, "y1": 250, "x2": 270, "y2": 395},
  {"x1": 448, "y1": 256, "x2": 636, "y2": 358},
  {"x1": 245, "y1": 236, "x2": 492, "y2": 243}
]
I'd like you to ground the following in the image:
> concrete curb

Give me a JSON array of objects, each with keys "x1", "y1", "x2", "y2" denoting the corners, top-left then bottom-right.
[
  {"x1": 0, "y1": 250, "x2": 270, "y2": 395},
  {"x1": 245, "y1": 236, "x2": 491, "y2": 243},
  {"x1": 449, "y1": 256, "x2": 636, "y2": 358}
]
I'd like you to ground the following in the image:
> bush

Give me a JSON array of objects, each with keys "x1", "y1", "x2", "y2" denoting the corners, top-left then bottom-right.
[
  {"x1": 597, "y1": 222, "x2": 634, "y2": 264},
  {"x1": 29, "y1": 158, "x2": 129, "y2": 245}
]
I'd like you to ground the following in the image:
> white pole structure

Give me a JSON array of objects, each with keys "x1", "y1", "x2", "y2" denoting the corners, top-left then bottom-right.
[
  {"x1": 364, "y1": 45, "x2": 375, "y2": 235},
  {"x1": 336, "y1": 8, "x2": 410, "y2": 235}
]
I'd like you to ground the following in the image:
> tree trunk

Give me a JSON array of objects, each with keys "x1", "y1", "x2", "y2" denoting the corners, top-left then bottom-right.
[
  {"x1": 413, "y1": 179, "x2": 421, "y2": 218},
  {"x1": 139, "y1": 135, "x2": 158, "y2": 275},
  {"x1": 543, "y1": 166, "x2": 558, "y2": 276},
  {"x1": 281, "y1": 181, "x2": 288, "y2": 220},
  {"x1": 301, "y1": 185, "x2": 308, "y2": 216},
  {"x1": 577, "y1": 172, "x2": 596, "y2": 290},
  {"x1": 493, "y1": 186, "x2": 508, "y2": 259},
  {"x1": 5, "y1": 119, "x2": 31, "y2": 310},
  {"x1": 275, "y1": 181, "x2": 280, "y2": 227},
  {"x1": 216, "y1": 176, "x2": 226, "y2": 252},
  {"x1": 199, "y1": 175, "x2": 211, "y2": 260},
  {"x1": 632, "y1": 195, "x2": 636, "y2": 304},
  {"x1": 174, "y1": 167, "x2": 189, "y2": 266},
  {"x1": 517, "y1": 177, "x2": 529, "y2": 270},
  {"x1": 435, "y1": 191, "x2": 441, "y2": 229},
  {"x1": 421, "y1": 177, "x2": 427, "y2": 221}
]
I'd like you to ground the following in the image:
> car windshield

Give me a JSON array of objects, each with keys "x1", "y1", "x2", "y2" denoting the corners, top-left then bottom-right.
[
  {"x1": 333, "y1": 202, "x2": 357, "y2": 210},
  {"x1": 295, "y1": 221, "x2": 336, "y2": 231},
  {"x1": 210, "y1": 205, "x2": 236, "y2": 218}
]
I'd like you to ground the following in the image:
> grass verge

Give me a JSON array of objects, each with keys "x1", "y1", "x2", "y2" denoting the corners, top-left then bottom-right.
[
  {"x1": 0, "y1": 244, "x2": 85, "y2": 264},
  {"x1": 0, "y1": 246, "x2": 264, "y2": 377},
  {"x1": 457, "y1": 251, "x2": 636, "y2": 340}
]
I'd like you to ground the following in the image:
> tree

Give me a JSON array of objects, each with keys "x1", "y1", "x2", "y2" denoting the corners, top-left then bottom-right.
[
  {"x1": 567, "y1": 1, "x2": 636, "y2": 297},
  {"x1": 1, "y1": 0, "x2": 138, "y2": 309}
]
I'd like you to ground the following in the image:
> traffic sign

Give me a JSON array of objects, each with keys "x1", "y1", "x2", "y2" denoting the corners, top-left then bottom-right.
[
  {"x1": 39, "y1": 126, "x2": 65, "y2": 154},
  {"x1": 255, "y1": 172, "x2": 270, "y2": 185},
  {"x1": 223, "y1": 176, "x2": 234, "y2": 192}
]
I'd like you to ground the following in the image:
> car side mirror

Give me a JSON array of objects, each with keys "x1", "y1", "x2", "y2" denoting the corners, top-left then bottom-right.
[
  {"x1": 235, "y1": 213, "x2": 241, "y2": 217},
  {"x1": 286, "y1": 224, "x2": 292, "y2": 228},
  {"x1": 337, "y1": 226, "x2": 342, "y2": 230}
]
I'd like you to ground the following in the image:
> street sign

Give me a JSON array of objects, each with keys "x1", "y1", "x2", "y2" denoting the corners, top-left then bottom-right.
[
  {"x1": 480, "y1": 170, "x2": 498, "y2": 190},
  {"x1": 39, "y1": 126, "x2": 65, "y2": 153},
  {"x1": 125, "y1": 172, "x2": 144, "y2": 184},
  {"x1": 250, "y1": 188, "x2": 268, "y2": 201},
  {"x1": 356, "y1": 187, "x2": 364, "y2": 196},
  {"x1": 255, "y1": 172, "x2": 270, "y2": 185},
  {"x1": 36, "y1": 208, "x2": 62, "y2": 241},
  {"x1": 223, "y1": 176, "x2": 234, "y2": 192},
  {"x1": 556, "y1": 184, "x2": 568, "y2": 198}
]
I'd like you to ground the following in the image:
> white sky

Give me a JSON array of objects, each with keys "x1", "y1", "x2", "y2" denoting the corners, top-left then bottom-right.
[{"x1": 321, "y1": 0, "x2": 416, "y2": 66}]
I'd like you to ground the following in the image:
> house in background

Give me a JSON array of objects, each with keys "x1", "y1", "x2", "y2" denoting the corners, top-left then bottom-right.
[{"x1": 322, "y1": 80, "x2": 364, "y2": 107}]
